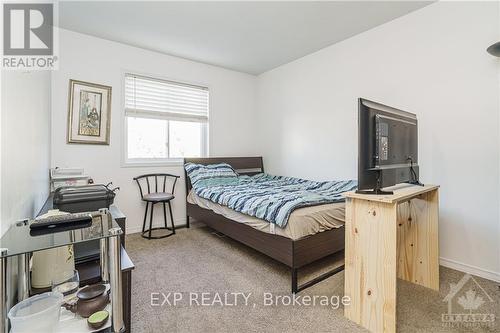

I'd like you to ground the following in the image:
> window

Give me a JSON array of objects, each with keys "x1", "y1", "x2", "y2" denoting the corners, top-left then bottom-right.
[{"x1": 124, "y1": 74, "x2": 208, "y2": 165}]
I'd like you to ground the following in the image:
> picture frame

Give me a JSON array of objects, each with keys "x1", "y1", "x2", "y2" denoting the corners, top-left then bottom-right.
[{"x1": 67, "y1": 79, "x2": 112, "y2": 145}]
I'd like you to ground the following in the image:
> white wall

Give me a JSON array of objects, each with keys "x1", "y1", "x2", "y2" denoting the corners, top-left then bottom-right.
[
  {"x1": 257, "y1": 2, "x2": 500, "y2": 281},
  {"x1": 51, "y1": 29, "x2": 258, "y2": 234},
  {"x1": 1, "y1": 71, "x2": 51, "y2": 236},
  {"x1": 52, "y1": 3, "x2": 500, "y2": 281}
]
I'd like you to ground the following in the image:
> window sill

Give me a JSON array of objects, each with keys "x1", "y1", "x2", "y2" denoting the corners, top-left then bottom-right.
[{"x1": 121, "y1": 159, "x2": 184, "y2": 168}]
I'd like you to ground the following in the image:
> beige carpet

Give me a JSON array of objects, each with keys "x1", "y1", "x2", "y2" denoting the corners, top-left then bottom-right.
[{"x1": 126, "y1": 222, "x2": 500, "y2": 333}]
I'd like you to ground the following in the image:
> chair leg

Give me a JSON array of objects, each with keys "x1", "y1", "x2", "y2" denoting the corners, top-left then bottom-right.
[
  {"x1": 163, "y1": 202, "x2": 168, "y2": 229},
  {"x1": 186, "y1": 215, "x2": 190, "y2": 228},
  {"x1": 141, "y1": 200, "x2": 175, "y2": 240},
  {"x1": 142, "y1": 202, "x2": 149, "y2": 233},
  {"x1": 168, "y1": 201, "x2": 175, "y2": 234},
  {"x1": 149, "y1": 203, "x2": 154, "y2": 239}
]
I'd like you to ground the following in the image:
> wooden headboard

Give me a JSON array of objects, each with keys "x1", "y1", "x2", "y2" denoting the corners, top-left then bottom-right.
[{"x1": 184, "y1": 157, "x2": 264, "y2": 192}]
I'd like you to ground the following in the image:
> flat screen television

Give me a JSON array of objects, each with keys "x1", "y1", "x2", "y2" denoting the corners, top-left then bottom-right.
[{"x1": 357, "y1": 98, "x2": 421, "y2": 194}]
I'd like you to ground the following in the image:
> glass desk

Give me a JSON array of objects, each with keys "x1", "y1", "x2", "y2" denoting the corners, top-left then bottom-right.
[{"x1": 0, "y1": 210, "x2": 124, "y2": 333}]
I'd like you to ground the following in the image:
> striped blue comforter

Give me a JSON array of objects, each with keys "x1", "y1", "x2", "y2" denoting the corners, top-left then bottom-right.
[{"x1": 190, "y1": 173, "x2": 357, "y2": 228}]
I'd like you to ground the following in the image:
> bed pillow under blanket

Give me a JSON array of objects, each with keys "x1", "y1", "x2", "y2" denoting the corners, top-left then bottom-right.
[
  {"x1": 185, "y1": 162, "x2": 238, "y2": 186},
  {"x1": 186, "y1": 171, "x2": 357, "y2": 228}
]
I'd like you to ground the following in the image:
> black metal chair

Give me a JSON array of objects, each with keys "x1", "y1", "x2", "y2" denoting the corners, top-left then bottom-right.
[{"x1": 133, "y1": 173, "x2": 180, "y2": 239}]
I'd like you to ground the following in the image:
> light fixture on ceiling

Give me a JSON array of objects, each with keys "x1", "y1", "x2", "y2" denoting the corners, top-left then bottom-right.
[{"x1": 487, "y1": 41, "x2": 500, "y2": 56}]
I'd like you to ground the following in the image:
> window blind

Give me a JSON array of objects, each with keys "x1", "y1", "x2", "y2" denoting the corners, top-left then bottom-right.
[{"x1": 125, "y1": 74, "x2": 209, "y2": 122}]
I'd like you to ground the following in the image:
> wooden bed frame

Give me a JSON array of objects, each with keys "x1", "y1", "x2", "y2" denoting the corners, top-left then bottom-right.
[{"x1": 184, "y1": 157, "x2": 345, "y2": 293}]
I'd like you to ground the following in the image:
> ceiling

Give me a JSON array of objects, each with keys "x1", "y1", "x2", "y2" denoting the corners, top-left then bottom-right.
[{"x1": 59, "y1": 1, "x2": 432, "y2": 75}]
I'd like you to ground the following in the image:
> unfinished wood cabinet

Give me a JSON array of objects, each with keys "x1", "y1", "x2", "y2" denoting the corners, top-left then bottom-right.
[{"x1": 344, "y1": 184, "x2": 439, "y2": 333}]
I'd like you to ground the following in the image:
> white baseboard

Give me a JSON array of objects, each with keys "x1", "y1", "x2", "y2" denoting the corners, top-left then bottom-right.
[
  {"x1": 440, "y1": 257, "x2": 500, "y2": 283},
  {"x1": 126, "y1": 217, "x2": 188, "y2": 235}
]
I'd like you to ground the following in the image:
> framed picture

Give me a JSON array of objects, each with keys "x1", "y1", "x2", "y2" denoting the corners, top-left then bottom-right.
[{"x1": 67, "y1": 79, "x2": 112, "y2": 145}]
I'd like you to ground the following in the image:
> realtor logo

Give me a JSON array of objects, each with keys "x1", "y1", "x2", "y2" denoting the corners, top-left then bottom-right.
[
  {"x1": 442, "y1": 274, "x2": 496, "y2": 329},
  {"x1": 3, "y1": 3, "x2": 53, "y2": 55},
  {"x1": 2, "y1": 2, "x2": 57, "y2": 69}
]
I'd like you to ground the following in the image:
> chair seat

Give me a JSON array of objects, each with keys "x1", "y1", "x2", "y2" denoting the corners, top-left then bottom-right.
[{"x1": 143, "y1": 192, "x2": 174, "y2": 202}]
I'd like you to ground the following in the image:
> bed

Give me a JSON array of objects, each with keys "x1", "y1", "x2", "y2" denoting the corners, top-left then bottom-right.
[{"x1": 184, "y1": 157, "x2": 349, "y2": 293}]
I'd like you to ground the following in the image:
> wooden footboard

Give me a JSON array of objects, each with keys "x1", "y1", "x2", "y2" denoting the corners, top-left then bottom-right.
[
  {"x1": 187, "y1": 202, "x2": 344, "y2": 269},
  {"x1": 187, "y1": 202, "x2": 294, "y2": 266},
  {"x1": 293, "y1": 225, "x2": 345, "y2": 268}
]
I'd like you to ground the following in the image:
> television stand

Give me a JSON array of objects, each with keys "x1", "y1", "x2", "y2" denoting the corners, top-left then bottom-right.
[
  {"x1": 355, "y1": 188, "x2": 394, "y2": 195},
  {"x1": 355, "y1": 169, "x2": 393, "y2": 195},
  {"x1": 357, "y1": 163, "x2": 425, "y2": 194},
  {"x1": 406, "y1": 180, "x2": 424, "y2": 186}
]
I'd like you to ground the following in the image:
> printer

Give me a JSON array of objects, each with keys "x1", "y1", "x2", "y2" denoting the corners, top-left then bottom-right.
[{"x1": 53, "y1": 183, "x2": 119, "y2": 263}]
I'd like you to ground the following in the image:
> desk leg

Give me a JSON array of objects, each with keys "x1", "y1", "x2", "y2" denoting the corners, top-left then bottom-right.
[
  {"x1": 100, "y1": 238, "x2": 109, "y2": 283},
  {"x1": 397, "y1": 189, "x2": 439, "y2": 290},
  {"x1": 17, "y1": 253, "x2": 30, "y2": 301},
  {"x1": 0, "y1": 250, "x2": 8, "y2": 333},
  {"x1": 108, "y1": 230, "x2": 124, "y2": 333},
  {"x1": 345, "y1": 198, "x2": 397, "y2": 333}
]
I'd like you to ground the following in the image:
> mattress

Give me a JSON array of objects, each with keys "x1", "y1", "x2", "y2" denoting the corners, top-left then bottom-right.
[{"x1": 187, "y1": 190, "x2": 345, "y2": 240}]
